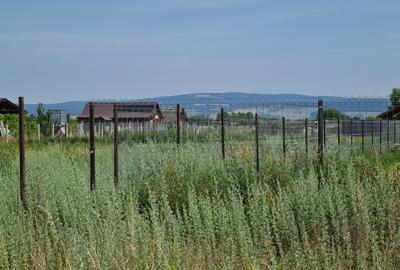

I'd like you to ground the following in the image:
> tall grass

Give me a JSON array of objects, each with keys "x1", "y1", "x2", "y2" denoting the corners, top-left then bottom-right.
[{"x1": 0, "y1": 141, "x2": 399, "y2": 269}]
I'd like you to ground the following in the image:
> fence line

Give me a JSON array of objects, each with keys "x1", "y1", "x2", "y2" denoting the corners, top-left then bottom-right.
[{"x1": 7, "y1": 97, "x2": 400, "y2": 208}]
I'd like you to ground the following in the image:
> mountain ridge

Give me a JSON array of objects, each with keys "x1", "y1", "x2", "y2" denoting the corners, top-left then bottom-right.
[{"x1": 24, "y1": 92, "x2": 389, "y2": 118}]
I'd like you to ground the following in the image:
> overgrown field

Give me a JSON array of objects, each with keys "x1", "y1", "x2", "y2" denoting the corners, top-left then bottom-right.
[{"x1": 0, "y1": 141, "x2": 400, "y2": 269}]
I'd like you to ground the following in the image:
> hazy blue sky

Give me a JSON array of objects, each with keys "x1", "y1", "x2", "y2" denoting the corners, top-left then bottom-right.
[{"x1": 1, "y1": 0, "x2": 399, "y2": 103}]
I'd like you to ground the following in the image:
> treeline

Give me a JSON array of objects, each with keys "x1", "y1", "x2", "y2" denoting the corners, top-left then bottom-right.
[{"x1": 0, "y1": 103, "x2": 73, "y2": 137}]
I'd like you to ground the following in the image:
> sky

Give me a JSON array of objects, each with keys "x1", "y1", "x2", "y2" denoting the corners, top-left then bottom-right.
[{"x1": 0, "y1": 0, "x2": 399, "y2": 103}]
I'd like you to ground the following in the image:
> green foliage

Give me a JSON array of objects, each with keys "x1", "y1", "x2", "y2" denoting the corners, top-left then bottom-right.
[
  {"x1": 217, "y1": 111, "x2": 255, "y2": 125},
  {"x1": 36, "y1": 103, "x2": 52, "y2": 136},
  {"x1": 390, "y1": 87, "x2": 400, "y2": 107},
  {"x1": 323, "y1": 108, "x2": 351, "y2": 119},
  {"x1": 0, "y1": 142, "x2": 399, "y2": 269},
  {"x1": 0, "y1": 114, "x2": 18, "y2": 136}
]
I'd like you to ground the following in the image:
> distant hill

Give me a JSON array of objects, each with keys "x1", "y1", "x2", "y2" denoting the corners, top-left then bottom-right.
[
  {"x1": 25, "y1": 92, "x2": 389, "y2": 119},
  {"x1": 25, "y1": 101, "x2": 87, "y2": 117}
]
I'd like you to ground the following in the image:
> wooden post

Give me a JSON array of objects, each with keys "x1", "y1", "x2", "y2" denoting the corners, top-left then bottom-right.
[
  {"x1": 255, "y1": 113, "x2": 260, "y2": 173},
  {"x1": 176, "y1": 104, "x2": 181, "y2": 145},
  {"x1": 394, "y1": 121, "x2": 396, "y2": 145},
  {"x1": 78, "y1": 122, "x2": 82, "y2": 137},
  {"x1": 361, "y1": 120, "x2": 365, "y2": 153},
  {"x1": 305, "y1": 118, "x2": 308, "y2": 156},
  {"x1": 113, "y1": 104, "x2": 119, "y2": 187},
  {"x1": 5, "y1": 124, "x2": 9, "y2": 142},
  {"x1": 66, "y1": 123, "x2": 69, "y2": 139},
  {"x1": 221, "y1": 108, "x2": 225, "y2": 159},
  {"x1": 18, "y1": 97, "x2": 27, "y2": 209},
  {"x1": 89, "y1": 102, "x2": 96, "y2": 191},
  {"x1": 282, "y1": 117, "x2": 286, "y2": 157},
  {"x1": 337, "y1": 117, "x2": 340, "y2": 146},
  {"x1": 37, "y1": 123, "x2": 41, "y2": 142},
  {"x1": 379, "y1": 119, "x2": 382, "y2": 154},
  {"x1": 100, "y1": 121, "x2": 104, "y2": 140}
]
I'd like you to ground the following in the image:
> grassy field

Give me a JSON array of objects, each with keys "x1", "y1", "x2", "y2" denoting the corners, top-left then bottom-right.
[{"x1": 0, "y1": 140, "x2": 400, "y2": 269}]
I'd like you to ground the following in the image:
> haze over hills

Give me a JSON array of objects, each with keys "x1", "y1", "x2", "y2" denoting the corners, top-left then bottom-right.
[{"x1": 24, "y1": 92, "x2": 390, "y2": 119}]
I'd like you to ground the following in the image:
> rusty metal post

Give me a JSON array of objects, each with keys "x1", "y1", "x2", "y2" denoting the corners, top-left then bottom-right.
[
  {"x1": 89, "y1": 102, "x2": 96, "y2": 191},
  {"x1": 255, "y1": 113, "x2": 260, "y2": 173},
  {"x1": 323, "y1": 118, "x2": 326, "y2": 148},
  {"x1": 361, "y1": 120, "x2": 365, "y2": 153},
  {"x1": 18, "y1": 97, "x2": 27, "y2": 209},
  {"x1": 113, "y1": 103, "x2": 119, "y2": 187},
  {"x1": 282, "y1": 117, "x2": 286, "y2": 157},
  {"x1": 305, "y1": 118, "x2": 308, "y2": 156},
  {"x1": 379, "y1": 119, "x2": 382, "y2": 154},
  {"x1": 337, "y1": 117, "x2": 340, "y2": 146},
  {"x1": 318, "y1": 99, "x2": 324, "y2": 156},
  {"x1": 317, "y1": 99, "x2": 324, "y2": 188},
  {"x1": 221, "y1": 107, "x2": 225, "y2": 159},
  {"x1": 176, "y1": 104, "x2": 181, "y2": 145}
]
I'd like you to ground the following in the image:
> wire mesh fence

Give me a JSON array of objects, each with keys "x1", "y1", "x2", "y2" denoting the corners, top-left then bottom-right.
[
  {"x1": 3, "y1": 96, "x2": 399, "y2": 206},
  {"x1": 1, "y1": 97, "x2": 398, "y2": 157}
]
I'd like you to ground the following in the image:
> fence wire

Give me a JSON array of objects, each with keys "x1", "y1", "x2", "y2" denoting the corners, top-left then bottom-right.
[{"x1": 1, "y1": 97, "x2": 398, "y2": 156}]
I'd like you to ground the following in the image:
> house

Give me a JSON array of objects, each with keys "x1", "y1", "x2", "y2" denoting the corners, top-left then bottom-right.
[
  {"x1": 0, "y1": 98, "x2": 20, "y2": 114},
  {"x1": 377, "y1": 105, "x2": 400, "y2": 119},
  {"x1": 77, "y1": 102, "x2": 163, "y2": 123},
  {"x1": 160, "y1": 108, "x2": 188, "y2": 124}
]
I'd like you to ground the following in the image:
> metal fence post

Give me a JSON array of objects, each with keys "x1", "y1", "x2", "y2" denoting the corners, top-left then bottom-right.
[
  {"x1": 18, "y1": 97, "x2": 27, "y2": 209},
  {"x1": 318, "y1": 99, "x2": 324, "y2": 155},
  {"x1": 282, "y1": 117, "x2": 286, "y2": 157},
  {"x1": 221, "y1": 107, "x2": 225, "y2": 159},
  {"x1": 350, "y1": 118, "x2": 353, "y2": 146},
  {"x1": 323, "y1": 118, "x2": 326, "y2": 148},
  {"x1": 113, "y1": 103, "x2": 119, "y2": 187},
  {"x1": 394, "y1": 121, "x2": 396, "y2": 145},
  {"x1": 89, "y1": 102, "x2": 96, "y2": 191},
  {"x1": 255, "y1": 113, "x2": 260, "y2": 173},
  {"x1": 371, "y1": 120, "x2": 374, "y2": 147},
  {"x1": 305, "y1": 118, "x2": 308, "y2": 156},
  {"x1": 176, "y1": 104, "x2": 181, "y2": 145},
  {"x1": 379, "y1": 119, "x2": 382, "y2": 154},
  {"x1": 387, "y1": 119, "x2": 390, "y2": 150},
  {"x1": 337, "y1": 117, "x2": 340, "y2": 146},
  {"x1": 361, "y1": 120, "x2": 365, "y2": 153},
  {"x1": 317, "y1": 99, "x2": 324, "y2": 189}
]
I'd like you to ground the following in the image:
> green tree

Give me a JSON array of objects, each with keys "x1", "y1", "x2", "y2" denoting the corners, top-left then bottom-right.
[
  {"x1": 389, "y1": 87, "x2": 400, "y2": 107},
  {"x1": 36, "y1": 103, "x2": 52, "y2": 136},
  {"x1": 0, "y1": 114, "x2": 18, "y2": 136},
  {"x1": 323, "y1": 108, "x2": 351, "y2": 119}
]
